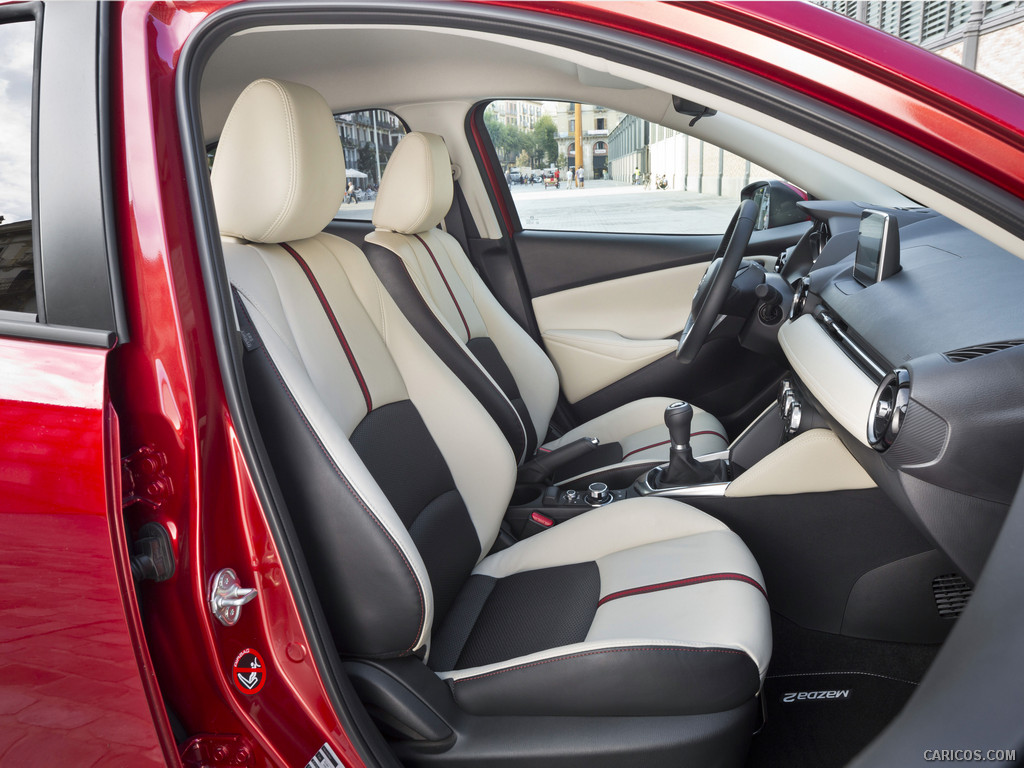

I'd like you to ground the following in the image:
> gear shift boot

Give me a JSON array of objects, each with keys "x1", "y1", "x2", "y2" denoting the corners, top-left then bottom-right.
[{"x1": 654, "y1": 401, "x2": 725, "y2": 488}]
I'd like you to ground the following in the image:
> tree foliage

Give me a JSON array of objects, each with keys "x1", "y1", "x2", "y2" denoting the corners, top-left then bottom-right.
[
  {"x1": 533, "y1": 115, "x2": 558, "y2": 168},
  {"x1": 484, "y1": 105, "x2": 560, "y2": 169}
]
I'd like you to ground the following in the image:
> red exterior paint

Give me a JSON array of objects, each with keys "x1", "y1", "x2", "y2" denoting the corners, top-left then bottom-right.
[
  {"x1": 0, "y1": 339, "x2": 165, "y2": 766},
  {"x1": 3, "y1": 1, "x2": 1024, "y2": 765},
  {"x1": 109, "y1": 2, "x2": 363, "y2": 766}
]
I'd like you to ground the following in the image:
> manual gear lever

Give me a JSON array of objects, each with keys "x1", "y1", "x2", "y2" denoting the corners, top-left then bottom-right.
[{"x1": 656, "y1": 401, "x2": 720, "y2": 488}]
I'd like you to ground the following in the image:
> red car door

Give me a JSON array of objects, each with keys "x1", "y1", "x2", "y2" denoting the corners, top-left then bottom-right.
[
  {"x1": 0, "y1": 342, "x2": 166, "y2": 766},
  {"x1": 0, "y1": 4, "x2": 168, "y2": 765}
]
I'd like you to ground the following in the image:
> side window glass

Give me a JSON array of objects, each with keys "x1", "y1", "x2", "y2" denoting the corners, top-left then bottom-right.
[
  {"x1": 0, "y1": 20, "x2": 36, "y2": 315},
  {"x1": 333, "y1": 109, "x2": 406, "y2": 222},
  {"x1": 484, "y1": 100, "x2": 783, "y2": 235}
]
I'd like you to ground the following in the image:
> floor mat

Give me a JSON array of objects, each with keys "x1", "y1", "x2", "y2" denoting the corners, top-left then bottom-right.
[
  {"x1": 746, "y1": 614, "x2": 942, "y2": 767},
  {"x1": 747, "y1": 671, "x2": 918, "y2": 768}
]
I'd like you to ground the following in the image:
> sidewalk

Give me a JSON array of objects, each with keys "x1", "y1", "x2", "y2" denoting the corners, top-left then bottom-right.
[{"x1": 509, "y1": 178, "x2": 737, "y2": 234}]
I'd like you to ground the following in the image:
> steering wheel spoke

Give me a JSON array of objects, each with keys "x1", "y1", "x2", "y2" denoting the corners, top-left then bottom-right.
[{"x1": 676, "y1": 198, "x2": 759, "y2": 363}]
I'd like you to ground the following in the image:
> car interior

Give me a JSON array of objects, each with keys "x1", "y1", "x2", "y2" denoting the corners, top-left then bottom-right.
[{"x1": 177, "y1": 6, "x2": 1024, "y2": 767}]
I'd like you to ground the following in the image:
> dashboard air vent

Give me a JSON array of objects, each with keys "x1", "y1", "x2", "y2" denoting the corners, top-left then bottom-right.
[
  {"x1": 932, "y1": 573, "x2": 972, "y2": 619},
  {"x1": 944, "y1": 339, "x2": 1024, "y2": 362},
  {"x1": 789, "y1": 276, "x2": 811, "y2": 320},
  {"x1": 867, "y1": 368, "x2": 910, "y2": 452}
]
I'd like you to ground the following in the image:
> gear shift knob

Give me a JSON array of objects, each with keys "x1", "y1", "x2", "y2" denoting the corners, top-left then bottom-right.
[
  {"x1": 656, "y1": 401, "x2": 718, "y2": 488},
  {"x1": 665, "y1": 401, "x2": 693, "y2": 448}
]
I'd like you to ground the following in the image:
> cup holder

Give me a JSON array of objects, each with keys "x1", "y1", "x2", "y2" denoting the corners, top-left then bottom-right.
[{"x1": 509, "y1": 485, "x2": 544, "y2": 507}]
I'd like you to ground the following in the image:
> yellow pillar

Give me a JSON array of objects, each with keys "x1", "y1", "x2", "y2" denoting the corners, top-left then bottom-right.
[{"x1": 574, "y1": 102, "x2": 583, "y2": 180}]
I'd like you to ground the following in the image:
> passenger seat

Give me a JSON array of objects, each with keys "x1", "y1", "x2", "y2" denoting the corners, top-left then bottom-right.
[
  {"x1": 363, "y1": 132, "x2": 728, "y2": 484},
  {"x1": 211, "y1": 78, "x2": 770, "y2": 767}
]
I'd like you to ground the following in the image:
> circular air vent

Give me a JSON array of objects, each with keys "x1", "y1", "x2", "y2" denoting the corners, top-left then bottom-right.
[
  {"x1": 867, "y1": 368, "x2": 910, "y2": 451},
  {"x1": 790, "y1": 276, "x2": 811, "y2": 320}
]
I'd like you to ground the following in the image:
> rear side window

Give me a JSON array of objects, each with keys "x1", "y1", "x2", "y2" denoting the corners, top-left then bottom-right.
[
  {"x1": 0, "y1": 20, "x2": 36, "y2": 315},
  {"x1": 333, "y1": 109, "x2": 406, "y2": 222}
]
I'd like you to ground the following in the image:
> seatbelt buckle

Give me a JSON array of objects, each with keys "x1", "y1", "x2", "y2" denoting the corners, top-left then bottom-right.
[{"x1": 529, "y1": 511, "x2": 554, "y2": 529}]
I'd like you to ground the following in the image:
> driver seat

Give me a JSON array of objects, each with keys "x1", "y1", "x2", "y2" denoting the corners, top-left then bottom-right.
[{"x1": 364, "y1": 132, "x2": 728, "y2": 484}]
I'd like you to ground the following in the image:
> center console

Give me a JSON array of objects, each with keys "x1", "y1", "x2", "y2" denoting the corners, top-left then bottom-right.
[{"x1": 504, "y1": 380, "x2": 826, "y2": 539}]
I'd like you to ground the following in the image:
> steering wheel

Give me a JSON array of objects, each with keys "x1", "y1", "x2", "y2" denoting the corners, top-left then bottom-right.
[{"x1": 676, "y1": 198, "x2": 759, "y2": 363}]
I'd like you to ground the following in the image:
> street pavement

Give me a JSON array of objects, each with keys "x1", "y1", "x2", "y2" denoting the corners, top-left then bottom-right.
[
  {"x1": 510, "y1": 178, "x2": 737, "y2": 234},
  {"x1": 336, "y1": 178, "x2": 739, "y2": 235}
]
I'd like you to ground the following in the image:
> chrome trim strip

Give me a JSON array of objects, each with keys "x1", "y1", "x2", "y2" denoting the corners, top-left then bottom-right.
[{"x1": 815, "y1": 309, "x2": 888, "y2": 380}]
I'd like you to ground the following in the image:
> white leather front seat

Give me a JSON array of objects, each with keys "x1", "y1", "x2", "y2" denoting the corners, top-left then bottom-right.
[
  {"x1": 363, "y1": 132, "x2": 728, "y2": 484},
  {"x1": 211, "y1": 78, "x2": 770, "y2": 768}
]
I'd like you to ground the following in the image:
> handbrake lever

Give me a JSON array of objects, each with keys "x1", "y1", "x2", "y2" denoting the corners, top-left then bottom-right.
[{"x1": 517, "y1": 437, "x2": 599, "y2": 485}]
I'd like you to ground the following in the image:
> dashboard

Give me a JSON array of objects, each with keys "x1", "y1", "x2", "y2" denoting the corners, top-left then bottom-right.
[{"x1": 777, "y1": 202, "x2": 1024, "y2": 581}]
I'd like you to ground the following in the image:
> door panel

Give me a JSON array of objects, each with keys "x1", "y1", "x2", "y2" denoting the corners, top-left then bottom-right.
[
  {"x1": 533, "y1": 262, "x2": 708, "y2": 403},
  {"x1": 475, "y1": 100, "x2": 807, "y2": 428},
  {"x1": 511, "y1": 229, "x2": 795, "y2": 428},
  {"x1": 518, "y1": 229, "x2": 719, "y2": 297},
  {"x1": 0, "y1": 338, "x2": 165, "y2": 765}
]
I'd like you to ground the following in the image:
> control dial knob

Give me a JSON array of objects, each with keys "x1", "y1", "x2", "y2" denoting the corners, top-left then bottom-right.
[{"x1": 587, "y1": 482, "x2": 612, "y2": 505}]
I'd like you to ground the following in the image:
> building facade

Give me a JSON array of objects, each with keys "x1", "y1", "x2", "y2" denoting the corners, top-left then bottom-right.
[
  {"x1": 817, "y1": 0, "x2": 1024, "y2": 93},
  {"x1": 334, "y1": 109, "x2": 405, "y2": 185},
  {"x1": 607, "y1": 115, "x2": 776, "y2": 196},
  {"x1": 489, "y1": 100, "x2": 547, "y2": 131},
  {"x1": 551, "y1": 102, "x2": 625, "y2": 179}
]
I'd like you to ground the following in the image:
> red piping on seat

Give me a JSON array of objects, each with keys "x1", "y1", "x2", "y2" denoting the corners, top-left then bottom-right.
[
  {"x1": 691, "y1": 429, "x2": 727, "y2": 442},
  {"x1": 281, "y1": 242, "x2": 373, "y2": 413},
  {"x1": 598, "y1": 572, "x2": 767, "y2": 607},
  {"x1": 621, "y1": 439, "x2": 670, "y2": 460},
  {"x1": 621, "y1": 429, "x2": 728, "y2": 461},
  {"x1": 414, "y1": 233, "x2": 472, "y2": 342}
]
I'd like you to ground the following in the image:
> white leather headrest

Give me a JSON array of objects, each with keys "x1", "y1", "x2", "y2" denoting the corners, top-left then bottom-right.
[
  {"x1": 212, "y1": 78, "x2": 345, "y2": 243},
  {"x1": 373, "y1": 132, "x2": 453, "y2": 235}
]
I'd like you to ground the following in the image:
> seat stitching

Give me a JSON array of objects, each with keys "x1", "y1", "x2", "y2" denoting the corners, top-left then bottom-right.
[
  {"x1": 378, "y1": 246, "x2": 529, "y2": 464},
  {"x1": 258, "y1": 81, "x2": 298, "y2": 243},
  {"x1": 768, "y1": 671, "x2": 919, "y2": 686},
  {"x1": 598, "y1": 572, "x2": 768, "y2": 606},
  {"x1": 691, "y1": 428, "x2": 728, "y2": 442},
  {"x1": 254, "y1": 339, "x2": 426, "y2": 652},
  {"x1": 415, "y1": 233, "x2": 472, "y2": 341},
  {"x1": 451, "y1": 645, "x2": 747, "y2": 685},
  {"x1": 621, "y1": 439, "x2": 669, "y2": 460},
  {"x1": 281, "y1": 242, "x2": 374, "y2": 413},
  {"x1": 232, "y1": 283, "x2": 301, "y2": 361}
]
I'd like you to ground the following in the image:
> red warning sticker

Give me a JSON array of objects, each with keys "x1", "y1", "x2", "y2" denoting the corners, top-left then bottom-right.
[{"x1": 232, "y1": 648, "x2": 266, "y2": 695}]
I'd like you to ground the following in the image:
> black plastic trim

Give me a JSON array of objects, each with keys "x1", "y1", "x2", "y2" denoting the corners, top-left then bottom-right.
[
  {"x1": 0, "y1": 319, "x2": 115, "y2": 348},
  {"x1": 517, "y1": 230, "x2": 720, "y2": 298},
  {"x1": 95, "y1": 0, "x2": 130, "y2": 343},
  {"x1": 692, "y1": 488, "x2": 944, "y2": 640},
  {"x1": 35, "y1": 1, "x2": 121, "y2": 335},
  {"x1": 849, "y1": 479, "x2": 1024, "y2": 766},
  {"x1": 0, "y1": 3, "x2": 121, "y2": 349}
]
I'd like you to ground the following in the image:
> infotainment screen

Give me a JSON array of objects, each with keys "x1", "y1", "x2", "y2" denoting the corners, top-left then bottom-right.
[{"x1": 854, "y1": 210, "x2": 901, "y2": 285}]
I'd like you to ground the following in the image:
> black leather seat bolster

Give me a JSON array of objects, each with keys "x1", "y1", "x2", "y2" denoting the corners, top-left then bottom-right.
[
  {"x1": 446, "y1": 644, "x2": 760, "y2": 717},
  {"x1": 363, "y1": 241, "x2": 530, "y2": 463},
  {"x1": 236, "y1": 295, "x2": 427, "y2": 658}
]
